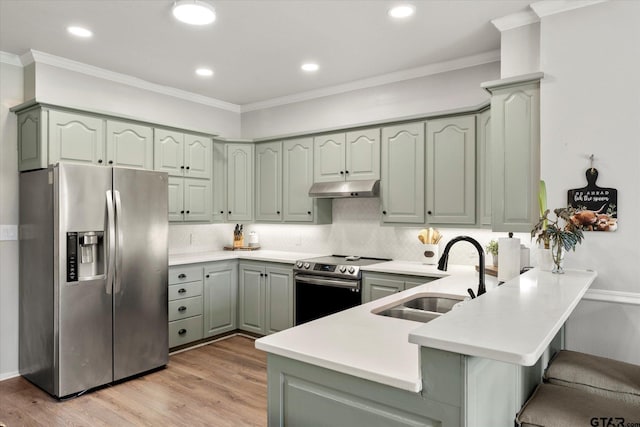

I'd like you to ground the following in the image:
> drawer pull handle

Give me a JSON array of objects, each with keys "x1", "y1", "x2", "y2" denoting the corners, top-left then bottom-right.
[
  {"x1": 178, "y1": 306, "x2": 187, "y2": 312},
  {"x1": 178, "y1": 288, "x2": 186, "y2": 294},
  {"x1": 178, "y1": 274, "x2": 187, "y2": 279},
  {"x1": 178, "y1": 329, "x2": 187, "y2": 335}
]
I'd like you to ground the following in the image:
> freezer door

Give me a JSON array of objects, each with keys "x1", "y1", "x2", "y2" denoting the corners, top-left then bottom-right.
[
  {"x1": 57, "y1": 163, "x2": 113, "y2": 397},
  {"x1": 113, "y1": 167, "x2": 169, "y2": 380}
]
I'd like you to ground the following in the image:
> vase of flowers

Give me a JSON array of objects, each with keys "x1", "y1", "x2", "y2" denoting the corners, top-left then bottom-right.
[
  {"x1": 485, "y1": 240, "x2": 499, "y2": 267},
  {"x1": 531, "y1": 208, "x2": 584, "y2": 274}
]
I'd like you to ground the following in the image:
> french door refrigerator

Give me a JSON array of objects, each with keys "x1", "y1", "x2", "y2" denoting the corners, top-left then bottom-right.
[{"x1": 19, "y1": 163, "x2": 169, "y2": 398}]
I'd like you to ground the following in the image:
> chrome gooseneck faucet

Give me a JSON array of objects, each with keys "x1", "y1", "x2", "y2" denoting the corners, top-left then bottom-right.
[{"x1": 437, "y1": 236, "x2": 486, "y2": 299}]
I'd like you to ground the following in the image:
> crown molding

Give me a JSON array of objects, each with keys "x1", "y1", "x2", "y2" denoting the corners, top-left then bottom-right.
[
  {"x1": 491, "y1": 10, "x2": 540, "y2": 32},
  {"x1": 0, "y1": 51, "x2": 22, "y2": 67},
  {"x1": 241, "y1": 50, "x2": 500, "y2": 113},
  {"x1": 21, "y1": 49, "x2": 241, "y2": 113},
  {"x1": 530, "y1": 0, "x2": 608, "y2": 18}
]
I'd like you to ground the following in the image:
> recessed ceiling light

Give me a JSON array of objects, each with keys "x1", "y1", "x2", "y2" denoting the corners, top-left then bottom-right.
[
  {"x1": 67, "y1": 26, "x2": 93, "y2": 38},
  {"x1": 172, "y1": 0, "x2": 216, "y2": 26},
  {"x1": 195, "y1": 67, "x2": 214, "y2": 77},
  {"x1": 388, "y1": 4, "x2": 415, "y2": 19},
  {"x1": 301, "y1": 63, "x2": 319, "y2": 72}
]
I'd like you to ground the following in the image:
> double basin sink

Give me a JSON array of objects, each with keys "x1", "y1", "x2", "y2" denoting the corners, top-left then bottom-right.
[{"x1": 373, "y1": 293, "x2": 467, "y2": 323}]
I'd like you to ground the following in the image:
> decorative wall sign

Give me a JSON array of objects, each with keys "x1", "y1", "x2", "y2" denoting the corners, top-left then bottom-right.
[{"x1": 567, "y1": 168, "x2": 618, "y2": 232}]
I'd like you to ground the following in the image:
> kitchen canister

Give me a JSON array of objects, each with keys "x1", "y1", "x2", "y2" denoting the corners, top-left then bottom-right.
[
  {"x1": 423, "y1": 244, "x2": 439, "y2": 265},
  {"x1": 248, "y1": 231, "x2": 259, "y2": 247}
]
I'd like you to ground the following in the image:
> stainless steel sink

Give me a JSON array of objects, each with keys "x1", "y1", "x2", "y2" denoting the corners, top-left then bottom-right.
[{"x1": 373, "y1": 293, "x2": 466, "y2": 323}]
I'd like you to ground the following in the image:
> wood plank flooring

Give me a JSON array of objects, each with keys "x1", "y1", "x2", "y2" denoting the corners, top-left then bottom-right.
[{"x1": 0, "y1": 335, "x2": 267, "y2": 427}]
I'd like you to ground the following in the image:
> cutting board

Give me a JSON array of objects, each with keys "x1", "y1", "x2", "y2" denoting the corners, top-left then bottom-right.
[
  {"x1": 476, "y1": 265, "x2": 498, "y2": 277},
  {"x1": 224, "y1": 245, "x2": 261, "y2": 251}
]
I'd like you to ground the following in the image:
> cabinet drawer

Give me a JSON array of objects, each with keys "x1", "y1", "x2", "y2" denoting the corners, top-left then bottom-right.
[
  {"x1": 169, "y1": 265, "x2": 203, "y2": 285},
  {"x1": 168, "y1": 296, "x2": 203, "y2": 321},
  {"x1": 169, "y1": 315, "x2": 203, "y2": 348},
  {"x1": 168, "y1": 281, "x2": 203, "y2": 301}
]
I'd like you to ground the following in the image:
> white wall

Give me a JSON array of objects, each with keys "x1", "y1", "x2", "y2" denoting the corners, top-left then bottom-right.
[
  {"x1": 500, "y1": 22, "x2": 540, "y2": 77},
  {"x1": 538, "y1": 1, "x2": 640, "y2": 364},
  {"x1": 241, "y1": 63, "x2": 499, "y2": 139},
  {"x1": 0, "y1": 62, "x2": 23, "y2": 380}
]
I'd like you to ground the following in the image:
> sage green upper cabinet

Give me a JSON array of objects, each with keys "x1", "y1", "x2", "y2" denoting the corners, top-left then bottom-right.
[
  {"x1": 212, "y1": 141, "x2": 227, "y2": 222},
  {"x1": 483, "y1": 73, "x2": 542, "y2": 233},
  {"x1": 105, "y1": 120, "x2": 153, "y2": 169},
  {"x1": 477, "y1": 109, "x2": 492, "y2": 226},
  {"x1": 16, "y1": 108, "x2": 44, "y2": 171},
  {"x1": 313, "y1": 129, "x2": 380, "y2": 182},
  {"x1": 283, "y1": 138, "x2": 314, "y2": 222},
  {"x1": 345, "y1": 129, "x2": 380, "y2": 181},
  {"x1": 167, "y1": 177, "x2": 184, "y2": 222},
  {"x1": 426, "y1": 116, "x2": 476, "y2": 224},
  {"x1": 49, "y1": 110, "x2": 104, "y2": 166},
  {"x1": 168, "y1": 177, "x2": 211, "y2": 222},
  {"x1": 227, "y1": 143, "x2": 254, "y2": 222},
  {"x1": 313, "y1": 133, "x2": 346, "y2": 182},
  {"x1": 381, "y1": 123, "x2": 425, "y2": 224},
  {"x1": 203, "y1": 261, "x2": 238, "y2": 338},
  {"x1": 255, "y1": 142, "x2": 283, "y2": 222},
  {"x1": 154, "y1": 129, "x2": 212, "y2": 179}
]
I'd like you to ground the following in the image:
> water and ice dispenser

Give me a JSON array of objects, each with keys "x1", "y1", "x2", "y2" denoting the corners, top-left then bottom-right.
[{"x1": 66, "y1": 231, "x2": 104, "y2": 282}]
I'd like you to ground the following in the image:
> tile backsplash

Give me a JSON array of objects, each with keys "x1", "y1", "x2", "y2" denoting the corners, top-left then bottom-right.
[{"x1": 170, "y1": 198, "x2": 533, "y2": 266}]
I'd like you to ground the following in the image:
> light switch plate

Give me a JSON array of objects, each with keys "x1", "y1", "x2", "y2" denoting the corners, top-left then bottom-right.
[{"x1": 0, "y1": 224, "x2": 18, "y2": 241}]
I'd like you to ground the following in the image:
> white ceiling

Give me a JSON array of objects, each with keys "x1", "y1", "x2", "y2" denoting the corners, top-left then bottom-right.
[{"x1": 0, "y1": 0, "x2": 531, "y2": 106}]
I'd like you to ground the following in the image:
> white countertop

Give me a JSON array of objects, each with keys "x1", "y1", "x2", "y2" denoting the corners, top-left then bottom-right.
[
  {"x1": 255, "y1": 263, "x2": 596, "y2": 393},
  {"x1": 361, "y1": 260, "x2": 468, "y2": 277},
  {"x1": 168, "y1": 249, "x2": 330, "y2": 266}
]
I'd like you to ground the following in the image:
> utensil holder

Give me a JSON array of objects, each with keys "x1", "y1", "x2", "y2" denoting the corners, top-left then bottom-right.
[{"x1": 423, "y1": 244, "x2": 439, "y2": 265}]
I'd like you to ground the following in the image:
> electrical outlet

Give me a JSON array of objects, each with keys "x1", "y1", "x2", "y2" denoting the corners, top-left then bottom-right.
[{"x1": 0, "y1": 224, "x2": 18, "y2": 241}]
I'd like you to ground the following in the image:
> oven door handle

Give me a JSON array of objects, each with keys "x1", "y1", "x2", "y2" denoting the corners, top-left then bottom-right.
[{"x1": 295, "y1": 275, "x2": 360, "y2": 290}]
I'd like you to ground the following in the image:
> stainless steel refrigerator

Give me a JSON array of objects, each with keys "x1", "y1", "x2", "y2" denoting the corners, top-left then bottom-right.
[{"x1": 19, "y1": 163, "x2": 169, "y2": 398}]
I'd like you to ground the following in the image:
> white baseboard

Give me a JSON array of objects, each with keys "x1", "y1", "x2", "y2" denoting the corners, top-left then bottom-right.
[
  {"x1": 583, "y1": 289, "x2": 640, "y2": 306},
  {"x1": 0, "y1": 371, "x2": 20, "y2": 382}
]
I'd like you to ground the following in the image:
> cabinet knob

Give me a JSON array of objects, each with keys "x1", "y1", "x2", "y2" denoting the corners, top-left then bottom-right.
[
  {"x1": 260, "y1": 273, "x2": 264, "y2": 277},
  {"x1": 307, "y1": 211, "x2": 311, "y2": 215},
  {"x1": 345, "y1": 170, "x2": 349, "y2": 174},
  {"x1": 427, "y1": 210, "x2": 432, "y2": 215},
  {"x1": 108, "y1": 160, "x2": 113, "y2": 165},
  {"x1": 186, "y1": 166, "x2": 190, "y2": 170},
  {"x1": 180, "y1": 165, "x2": 185, "y2": 169},
  {"x1": 220, "y1": 211, "x2": 224, "y2": 214},
  {"x1": 178, "y1": 288, "x2": 186, "y2": 294},
  {"x1": 178, "y1": 274, "x2": 187, "y2": 279},
  {"x1": 180, "y1": 210, "x2": 185, "y2": 214},
  {"x1": 276, "y1": 211, "x2": 280, "y2": 214},
  {"x1": 98, "y1": 159, "x2": 103, "y2": 164},
  {"x1": 382, "y1": 210, "x2": 387, "y2": 215},
  {"x1": 205, "y1": 274, "x2": 210, "y2": 278},
  {"x1": 178, "y1": 306, "x2": 187, "y2": 312},
  {"x1": 339, "y1": 171, "x2": 344, "y2": 175},
  {"x1": 186, "y1": 210, "x2": 190, "y2": 214},
  {"x1": 228, "y1": 211, "x2": 232, "y2": 214},
  {"x1": 178, "y1": 328, "x2": 187, "y2": 335}
]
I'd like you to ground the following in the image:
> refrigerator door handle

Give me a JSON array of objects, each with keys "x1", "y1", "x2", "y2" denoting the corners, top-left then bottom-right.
[
  {"x1": 114, "y1": 190, "x2": 124, "y2": 295},
  {"x1": 106, "y1": 190, "x2": 116, "y2": 295}
]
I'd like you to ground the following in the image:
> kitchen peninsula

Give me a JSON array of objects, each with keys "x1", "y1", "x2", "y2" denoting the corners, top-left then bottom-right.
[{"x1": 255, "y1": 266, "x2": 597, "y2": 427}]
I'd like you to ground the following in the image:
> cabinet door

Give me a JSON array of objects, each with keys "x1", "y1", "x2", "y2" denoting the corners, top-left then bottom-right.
[
  {"x1": 238, "y1": 264, "x2": 264, "y2": 334},
  {"x1": 203, "y1": 262, "x2": 238, "y2": 337},
  {"x1": 283, "y1": 138, "x2": 314, "y2": 222},
  {"x1": 265, "y1": 265, "x2": 293, "y2": 334},
  {"x1": 154, "y1": 129, "x2": 184, "y2": 176},
  {"x1": 381, "y1": 123, "x2": 425, "y2": 223},
  {"x1": 426, "y1": 116, "x2": 476, "y2": 224},
  {"x1": 255, "y1": 142, "x2": 282, "y2": 221},
  {"x1": 346, "y1": 128, "x2": 380, "y2": 181},
  {"x1": 184, "y1": 178, "x2": 211, "y2": 222},
  {"x1": 491, "y1": 82, "x2": 540, "y2": 232},
  {"x1": 212, "y1": 141, "x2": 227, "y2": 222},
  {"x1": 313, "y1": 133, "x2": 346, "y2": 183},
  {"x1": 478, "y1": 110, "x2": 492, "y2": 226},
  {"x1": 167, "y1": 177, "x2": 185, "y2": 222},
  {"x1": 184, "y1": 134, "x2": 212, "y2": 179},
  {"x1": 49, "y1": 110, "x2": 104, "y2": 165},
  {"x1": 362, "y1": 275, "x2": 403, "y2": 303},
  {"x1": 17, "y1": 109, "x2": 46, "y2": 171},
  {"x1": 106, "y1": 120, "x2": 153, "y2": 169},
  {"x1": 227, "y1": 144, "x2": 254, "y2": 221}
]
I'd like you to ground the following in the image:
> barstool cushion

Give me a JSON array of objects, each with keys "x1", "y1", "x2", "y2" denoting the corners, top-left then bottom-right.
[
  {"x1": 544, "y1": 350, "x2": 640, "y2": 405},
  {"x1": 516, "y1": 383, "x2": 640, "y2": 427}
]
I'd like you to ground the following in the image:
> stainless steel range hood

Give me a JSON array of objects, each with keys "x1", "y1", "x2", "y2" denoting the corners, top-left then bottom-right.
[{"x1": 308, "y1": 179, "x2": 380, "y2": 198}]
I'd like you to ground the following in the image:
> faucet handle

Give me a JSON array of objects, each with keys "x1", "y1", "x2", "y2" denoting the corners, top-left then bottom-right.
[{"x1": 467, "y1": 288, "x2": 477, "y2": 299}]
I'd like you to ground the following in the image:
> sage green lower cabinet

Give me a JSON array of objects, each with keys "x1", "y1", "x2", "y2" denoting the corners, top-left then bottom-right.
[
  {"x1": 239, "y1": 262, "x2": 293, "y2": 335},
  {"x1": 362, "y1": 272, "x2": 434, "y2": 303},
  {"x1": 168, "y1": 265, "x2": 204, "y2": 349},
  {"x1": 425, "y1": 115, "x2": 476, "y2": 225},
  {"x1": 266, "y1": 330, "x2": 562, "y2": 427},
  {"x1": 203, "y1": 261, "x2": 238, "y2": 337},
  {"x1": 381, "y1": 123, "x2": 425, "y2": 224}
]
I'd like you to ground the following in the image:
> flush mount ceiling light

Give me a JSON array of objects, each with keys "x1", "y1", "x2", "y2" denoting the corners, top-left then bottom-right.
[
  {"x1": 195, "y1": 67, "x2": 214, "y2": 77},
  {"x1": 172, "y1": 0, "x2": 216, "y2": 26},
  {"x1": 301, "y1": 63, "x2": 319, "y2": 72},
  {"x1": 388, "y1": 4, "x2": 415, "y2": 19},
  {"x1": 67, "y1": 26, "x2": 93, "y2": 38}
]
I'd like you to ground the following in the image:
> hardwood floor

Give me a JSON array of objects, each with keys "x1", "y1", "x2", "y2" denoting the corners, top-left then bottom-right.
[{"x1": 0, "y1": 335, "x2": 267, "y2": 426}]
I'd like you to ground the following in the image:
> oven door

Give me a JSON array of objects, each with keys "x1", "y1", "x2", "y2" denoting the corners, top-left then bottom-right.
[{"x1": 294, "y1": 274, "x2": 361, "y2": 326}]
